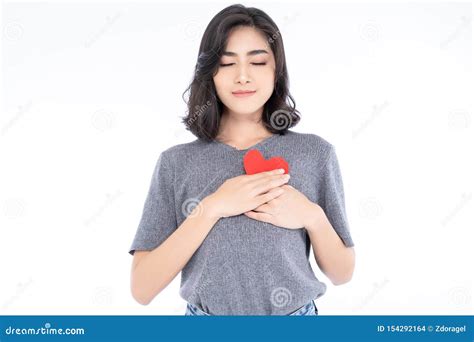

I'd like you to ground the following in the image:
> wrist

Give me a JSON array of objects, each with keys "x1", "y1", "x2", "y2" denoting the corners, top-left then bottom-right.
[
  {"x1": 303, "y1": 201, "x2": 324, "y2": 233},
  {"x1": 201, "y1": 195, "x2": 222, "y2": 221}
]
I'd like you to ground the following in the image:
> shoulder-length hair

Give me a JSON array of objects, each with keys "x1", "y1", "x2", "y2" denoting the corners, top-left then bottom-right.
[{"x1": 181, "y1": 4, "x2": 301, "y2": 142}]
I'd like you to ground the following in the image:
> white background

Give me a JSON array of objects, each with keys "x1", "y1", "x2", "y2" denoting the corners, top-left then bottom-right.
[{"x1": 1, "y1": 0, "x2": 472, "y2": 315}]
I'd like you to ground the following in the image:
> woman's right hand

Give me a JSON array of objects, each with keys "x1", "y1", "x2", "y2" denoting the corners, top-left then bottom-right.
[{"x1": 203, "y1": 169, "x2": 291, "y2": 219}]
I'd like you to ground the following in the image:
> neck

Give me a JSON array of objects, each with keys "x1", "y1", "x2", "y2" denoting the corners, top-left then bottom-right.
[{"x1": 216, "y1": 107, "x2": 272, "y2": 144}]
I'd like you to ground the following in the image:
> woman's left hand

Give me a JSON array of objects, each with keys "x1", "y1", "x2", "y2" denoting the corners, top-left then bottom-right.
[{"x1": 243, "y1": 184, "x2": 318, "y2": 229}]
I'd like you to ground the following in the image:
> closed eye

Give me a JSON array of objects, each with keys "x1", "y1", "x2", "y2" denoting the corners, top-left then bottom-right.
[{"x1": 219, "y1": 63, "x2": 267, "y2": 67}]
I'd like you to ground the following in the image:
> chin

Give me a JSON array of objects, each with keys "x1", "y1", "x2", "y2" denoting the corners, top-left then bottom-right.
[
  {"x1": 228, "y1": 106, "x2": 263, "y2": 116},
  {"x1": 226, "y1": 99, "x2": 265, "y2": 113}
]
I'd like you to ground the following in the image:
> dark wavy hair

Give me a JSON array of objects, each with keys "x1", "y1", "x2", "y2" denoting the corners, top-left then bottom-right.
[{"x1": 180, "y1": 4, "x2": 301, "y2": 142}]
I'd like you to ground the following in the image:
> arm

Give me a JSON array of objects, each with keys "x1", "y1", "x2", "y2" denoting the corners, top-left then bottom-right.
[
  {"x1": 130, "y1": 169, "x2": 289, "y2": 305},
  {"x1": 304, "y1": 202, "x2": 355, "y2": 286},
  {"x1": 131, "y1": 196, "x2": 219, "y2": 305}
]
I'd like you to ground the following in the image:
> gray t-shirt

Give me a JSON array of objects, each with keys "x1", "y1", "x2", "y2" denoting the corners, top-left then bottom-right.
[{"x1": 129, "y1": 130, "x2": 354, "y2": 315}]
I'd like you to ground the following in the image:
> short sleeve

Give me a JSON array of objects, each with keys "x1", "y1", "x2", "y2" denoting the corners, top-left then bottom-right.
[
  {"x1": 318, "y1": 146, "x2": 355, "y2": 247},
  {"x1": 128, "y1": 152, "x2": 177, "y2": 255}
]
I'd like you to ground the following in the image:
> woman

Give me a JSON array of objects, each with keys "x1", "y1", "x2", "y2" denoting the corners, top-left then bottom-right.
[{"x1": 129, "y1": 4, "x2": 355, "y2": 316}]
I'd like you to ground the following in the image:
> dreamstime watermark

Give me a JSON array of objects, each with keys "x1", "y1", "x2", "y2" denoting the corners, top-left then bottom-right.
[
  {"x1": 1, "y1": 100, "x2": 33, "y2": 136},
  {"x1": 181, "y1": 197, "x2": 204, "y2": 218},
  {"x1": 2, "y1": 277, "x2": 34, "y2": 310},
  {"x1": 186, "y1": 100, "x2": 212, "y2": 127},
  {"x1": 194, "y1": 273, "x2": 217, "y2": 296},
  {"x1": 448, "y1": 109, "x2": 471, "y2": 129},
  {"x1": 182, "y1": 18, "x2": 203, "y2": 42},
  {"x1": 269, "y1": 109, "x2": 293, "y2": 131},
  {"x1": 280, "y1": 12, "x2": 300, "y2": 28},
  {"x1": 359, "y1": 20, "x2": 381, "y2": 42},
  {"x1": 3, "y1": 21, "x2": 24, "y2": 41},
  {"x1": 189, "y1": 258, "x2": 234, "y2": 304},
  {"x1": 270, "y1": 287, "x2": 293, "y2": 308},
  {"x1": 441, "y1": 192, "x2": 471, "y2": 227},
  {"x1": 169, "y1": 302, "x2": 187, "y2": 315},
  {"x1": 353, "y1": 277, "x2": 390, "y2": 312},
  {"x1": 84, "y1": 190, "x2": 123, "y2": 226},
  {"x1": 440, "y1": 16, "x2": 471, "y2": 50},
  {"x1": 358, "y1": 197, "x2": 383, "y2": 219},
  {"x1": 352, "y1": 101, "x2": 390, "y2": 139},
  {"x1": 267, "y1": 29, "x2": 281, "y2": 45},
  {"x1": 448, "y1": 286, "x2": 472, "y2": 308},
  {"x1": 179, "y1": 171, "x2": 227, "y2": 219},
  {"x1": 91, "y1": 286, "x2": 114, "y2": 306},
  {"x1": 266, "y1": 12, "x2": 300, "y2": 47},
  {"x1": 4, "y1": 322, "x2": 85, "y2": 336},
  {"x1": 84, "y1": 12, "x2": 121, "y2": 48},
  {"x1": 2, "y1": 198, "x2": 26, "y2": 219},
  {"x1": 91, "y1": 109, "x2": 116, "y2": 132}
]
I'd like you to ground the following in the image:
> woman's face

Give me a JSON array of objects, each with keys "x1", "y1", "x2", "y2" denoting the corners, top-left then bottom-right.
[{"x1": 213, "y1": 26, "x2": 276, "y2": 117}]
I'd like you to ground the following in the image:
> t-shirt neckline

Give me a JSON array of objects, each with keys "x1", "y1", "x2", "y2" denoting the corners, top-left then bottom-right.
[{"x1": 213, "y1": 133, "x2": 279, "y2": 153}]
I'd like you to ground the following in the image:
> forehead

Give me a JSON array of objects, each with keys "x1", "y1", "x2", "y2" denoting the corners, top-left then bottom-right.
[{"x1": 224, "y1": 26, "x2": 273, "y2": 56}]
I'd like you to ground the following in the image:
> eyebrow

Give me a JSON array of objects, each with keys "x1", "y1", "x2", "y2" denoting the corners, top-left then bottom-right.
[{"x1": 222, "y1": 49, "x2": 269, "y2": 57}]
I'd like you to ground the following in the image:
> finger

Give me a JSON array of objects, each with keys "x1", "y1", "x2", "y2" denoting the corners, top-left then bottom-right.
[
  {"x1": 253, "y1": 203, "x2": 271, "y2": 213},
  {"x1": 251, "y1": 174, "x2": 290, "y2": 195},
  {"x1": 244, "y1": 210, "x2": 274, "y2": 224},
  {"x1": 253, "y1": 187, "x2": 285, "y2": 207},
  {"x1": 246, "y1": 168, "x2": 285, "y2": 181}
]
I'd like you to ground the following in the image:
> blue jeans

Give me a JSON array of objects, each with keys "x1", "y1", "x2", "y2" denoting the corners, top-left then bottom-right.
[{"x1": 185, "y1": 300, "x2": 318, "y2": 316}]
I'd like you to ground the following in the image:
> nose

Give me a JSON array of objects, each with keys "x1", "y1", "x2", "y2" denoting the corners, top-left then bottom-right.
[{"x1": 235, "y1": 64, "x2": 251, "y2": 85}]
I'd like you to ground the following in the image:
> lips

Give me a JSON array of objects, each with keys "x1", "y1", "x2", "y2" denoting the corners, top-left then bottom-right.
[
  {"x1": 232, "y1": 90, "x2": 256, "y2": 94},
  {"x1": 232, "y1": 90, "x2": 256, "y2": 98}
]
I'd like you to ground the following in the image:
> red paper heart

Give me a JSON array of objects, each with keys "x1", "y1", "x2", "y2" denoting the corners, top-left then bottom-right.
[{"x1": 243, "y1": 149, "x2": 289, "y2": 175}]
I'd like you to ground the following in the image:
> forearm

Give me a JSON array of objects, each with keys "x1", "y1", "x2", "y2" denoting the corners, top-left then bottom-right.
[
  {"x1": 131, "y1": 196, "x2": 219, "y2": 304},
  {"x1": 305, "y1": 202, "x2": 355, "y2": 285}
]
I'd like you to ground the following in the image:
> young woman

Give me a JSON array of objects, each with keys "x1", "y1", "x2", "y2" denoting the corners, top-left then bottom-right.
[{"x1": 129, "y1": 4, "x2": 355, "y2": 316}]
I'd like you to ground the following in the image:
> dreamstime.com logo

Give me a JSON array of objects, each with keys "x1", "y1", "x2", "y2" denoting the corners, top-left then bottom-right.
[
  {"x1": 271, "y1": 287, "x2": 293, "y2": 308},
  {"x1": 3, "y1": 322, "x2": 85, "y2": 336},
  {"x1": 181, "y1": 197, "x2": 204, "y2": 218},
  {"x1": 269, "y1": 110, "x2": 293, "y2": 131}
]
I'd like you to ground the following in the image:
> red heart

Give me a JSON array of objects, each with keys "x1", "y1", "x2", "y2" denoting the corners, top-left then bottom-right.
[{"x1": 243, "y1": 149, "x2": 289, "y2": 175}]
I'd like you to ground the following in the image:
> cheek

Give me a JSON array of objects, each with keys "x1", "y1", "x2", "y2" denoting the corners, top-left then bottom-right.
[
  {"x1": 256, "y1": 68, "x2": 275, "y2": 97},
  {"x1": 213, "y1": 73, "x2": 223, "y2": 90},
  {"x1": 266, "y1": 67, "x2": 276, "y2": 85},
  {"x1": 213, "y1": 74, "x2": 229, "y2": 98}
]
